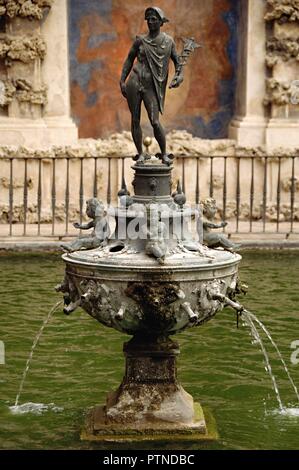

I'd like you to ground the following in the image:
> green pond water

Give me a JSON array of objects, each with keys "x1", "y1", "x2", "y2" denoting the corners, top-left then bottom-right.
[{"x1": 0, "y1": 251, "x2": 299, "y2": 450}]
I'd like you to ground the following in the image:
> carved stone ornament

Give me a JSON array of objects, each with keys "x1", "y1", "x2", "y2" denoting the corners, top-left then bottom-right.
[
  {"x1": 265, "y1": 0, "x2": 299, "y2": 24},
  {"x1": 0, "y1": 0, "x2": 53, "y2": 20},
  {"x1": 266, "y1": 37, "x2": 299, "y2": 67},
  {"x1": 282, "y1": 175, "x2": 299, "y2": 192},
  {"x1": 1, "y1": 131, "x2": 299, "y2": 159},
  {"x1": 264, "y1": 78, "x2": 294, "y2": 106},
  {"x1": 0, "y1": 34, "x2": 46, "y2": 65},
  {"x1": 0, "y1": 175, "x2": 33, "y2": 189},
  {"x1": 0, "y1": 78, "x2": 47, "y2": 107}
]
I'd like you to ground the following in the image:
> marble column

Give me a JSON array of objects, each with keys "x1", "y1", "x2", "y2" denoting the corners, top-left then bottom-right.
[
  {"x1": 0, "y1": 0, "x2": 77, "y2": 148},
  {"x1": 265, "y1": 6, "x2": 299, "y2": 149},
  {"x1": 228, "y1": 0, "x2": 268, "y2": 147},
  {"x1": 41, "y1": 0, "x2": 78, "y2": 146}
]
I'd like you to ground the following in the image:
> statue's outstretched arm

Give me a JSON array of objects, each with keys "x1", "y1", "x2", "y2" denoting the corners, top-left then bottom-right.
[
  {"x1": 169, "y1": 41, "x2": 184, "y2": 89},
  {"x1": 171, "y1": 42, "x2": 181, "y2": 74},
  {"x1": 203, "y1": 221, "x2": 222, "y2": 229},
  {"x1": 73, "y1": 220, "x2": 95, "y2": 230}
]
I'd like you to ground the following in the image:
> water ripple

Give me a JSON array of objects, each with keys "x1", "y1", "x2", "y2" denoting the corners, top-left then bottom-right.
[
  {"x1": 1, "y1": 251, "x2": 299, "y2": 449},
  {"x1": 9, "y1": 403, "x2": 64, "y2": 416}
]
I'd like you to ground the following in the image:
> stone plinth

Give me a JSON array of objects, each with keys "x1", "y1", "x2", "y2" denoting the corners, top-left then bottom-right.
[
  {"x1": 81, "y1": 335, "x2": 217, "y2": 444},
  {"x1": 132, "y1": 161, "x2": 173, "y2": 205},
  {"x1": 0, "y1": 116, "x2": 77, "y2": 147}
]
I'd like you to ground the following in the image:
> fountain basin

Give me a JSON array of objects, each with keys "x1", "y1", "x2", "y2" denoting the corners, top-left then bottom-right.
[
  {"x1": 59, "y1": 246, "x2": 241, "y2": 442},
  {"x1": 55, "y1": 158, "x2": 243, "y2": 442},
  {"x1": 62, "y1": 248, "x2": 241, "y2": 335}
]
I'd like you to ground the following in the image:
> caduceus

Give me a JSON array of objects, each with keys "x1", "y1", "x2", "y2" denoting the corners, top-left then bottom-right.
[{"x1": 169, "y1": 37, "x2": 203, "y2": 88}]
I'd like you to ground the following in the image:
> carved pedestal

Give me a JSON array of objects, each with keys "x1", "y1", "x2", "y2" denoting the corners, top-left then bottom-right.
[
  {"x1": 60, "y1": 158, "x2": 240, "y2": 445},
  {"x1": 82, "y1": 335, "x2": 217, "y2": 444}
]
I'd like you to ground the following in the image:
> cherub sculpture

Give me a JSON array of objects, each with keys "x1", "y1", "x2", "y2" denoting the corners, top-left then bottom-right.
[
  {"x1": 143, "y1": 206, "x2": 167, "y2": 264},
  {"x1": 200, "y1": 198, "x2": 240, "y2": 252},
  {"x1": 61, "y1": 198, "x2": 110, "y2": 252}
]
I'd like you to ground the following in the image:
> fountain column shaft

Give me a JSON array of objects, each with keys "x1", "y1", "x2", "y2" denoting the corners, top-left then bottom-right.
[
  {"x1": 132, "y1": 163, "x2": 173, "y2": 205},
  {"x1": 105, "y1": 336, "x2": 198, "y2": 425},
  {"x1": 85, "y1": 335, "x2": 208, "y2": 439}
]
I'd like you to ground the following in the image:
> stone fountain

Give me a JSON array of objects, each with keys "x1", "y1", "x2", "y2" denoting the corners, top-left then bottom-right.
[
  {"x1": 56, "y1": 7, "x2": 242, "y2": 444},
  {"x1": 56, "y1": 152, "x2": 241, "y2": 443}
]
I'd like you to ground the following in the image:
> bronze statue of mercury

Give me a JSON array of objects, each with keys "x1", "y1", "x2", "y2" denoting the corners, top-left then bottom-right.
[{"x1": 120, "y1": 6, "x2": 184, "y2": 165}]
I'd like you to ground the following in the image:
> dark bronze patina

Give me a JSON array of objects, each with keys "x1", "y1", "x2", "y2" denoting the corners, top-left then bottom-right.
[
  {"x1": 57, "y1": 7, "x2": 241, "y2": 445},
  {"x1": 120, "y1": 7, "x2": 199, "y2": 165},
  {"x1": 201, "y1": 198, "x2": 240, "y2": 252}
]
